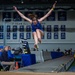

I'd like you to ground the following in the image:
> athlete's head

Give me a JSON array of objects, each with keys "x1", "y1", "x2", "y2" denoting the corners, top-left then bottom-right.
[{"x1": 28, "y1": 14, "x2": 38, "y2": 25}]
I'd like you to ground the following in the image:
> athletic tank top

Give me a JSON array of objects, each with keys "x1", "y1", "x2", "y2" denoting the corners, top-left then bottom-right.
[{"x1": 31, "y1": 21, "x2": 42, "y2": 31}]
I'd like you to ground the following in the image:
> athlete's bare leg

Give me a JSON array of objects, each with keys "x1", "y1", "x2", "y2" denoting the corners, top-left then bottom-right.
[
  {"x1": 32, "y1": 32, "x2": 38, "y2": 49},
  {"x1": 39, "y1": 30, "x2": 44, "y2": 38},
  {"x1": 36, "y1": 29, "x2": 44, "y2": 43}
]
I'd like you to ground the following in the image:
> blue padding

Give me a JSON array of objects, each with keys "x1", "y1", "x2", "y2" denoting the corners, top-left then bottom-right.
[
  {"x1": 51, "y1": 52, "x2": 64, "y2": 59},
  {"x1": 0, "y1": 52, "x2": 2, "y2": 56},
  {"x1": 21, "y1": 54, "x2": 36, "y2": 66},
  {"x1": 0, "y1": 46, "x2": 4, "y2": 49}
]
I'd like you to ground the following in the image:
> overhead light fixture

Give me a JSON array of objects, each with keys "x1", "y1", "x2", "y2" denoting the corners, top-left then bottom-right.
[{"x1": 21, "y1": 0, "x2": 24, "y2": 4}]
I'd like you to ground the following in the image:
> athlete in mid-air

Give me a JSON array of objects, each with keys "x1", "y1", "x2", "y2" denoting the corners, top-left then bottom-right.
[{"x1": 13, "y1": 1, "x2": 57, "y2": 49}]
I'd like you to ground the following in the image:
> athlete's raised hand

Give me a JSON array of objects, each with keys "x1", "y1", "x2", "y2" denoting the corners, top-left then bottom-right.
[
  {"x1": 52, "y1": 1, "x2": 57, "y2": 9},
  {"x1": 13, "y1": 6, "x2": 18, "y2": 11}
]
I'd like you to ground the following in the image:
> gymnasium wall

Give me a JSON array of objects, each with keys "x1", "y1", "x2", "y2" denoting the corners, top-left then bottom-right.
[{"x1": 0, "y1": 10, "x2": 75, "y2": 52}]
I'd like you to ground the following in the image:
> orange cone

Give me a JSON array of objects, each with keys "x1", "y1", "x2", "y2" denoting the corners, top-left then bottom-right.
[{"x1": 15, "y1": 62, "x2": 19, "y2": 70}]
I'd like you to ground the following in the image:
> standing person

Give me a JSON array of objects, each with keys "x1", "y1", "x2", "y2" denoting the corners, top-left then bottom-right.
[{"x1": 13, "y1": 1, "x2": 57, "y2": 49}]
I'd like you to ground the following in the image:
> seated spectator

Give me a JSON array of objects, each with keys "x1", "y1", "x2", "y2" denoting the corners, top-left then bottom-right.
[
  {"x1": 0, "y1": 46, "x2": 14, "y2": 61},
  {"x1": 0, "y1": 46, "x2": 15, "y2": 71}
]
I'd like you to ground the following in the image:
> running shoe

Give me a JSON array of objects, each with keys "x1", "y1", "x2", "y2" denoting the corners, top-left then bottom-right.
[{"x1": 34, "y1": 44, "x2": 39, "y2": 49}]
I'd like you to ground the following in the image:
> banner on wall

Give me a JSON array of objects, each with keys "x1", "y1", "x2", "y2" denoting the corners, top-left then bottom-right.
[
  {"x1": 58, "y1": 11, "x2": 67, "y2": 21},
  {"x1": 0, "y1": 25, "x2": 3, "y2": 39},
  {"x1": 26, "y1": 32, "x2": 31, "y2": 39},
  {"x1": 46, "y1": 25, "x2": 51, "y2": 32},
  {"x1": 0, "y1": 25, "x2": 3, "y2": 32},
  {"x1": 2, "y1": 12, "x2": 11, "y2": 21},
  {"x1": 0, "y1": 33, "x2": 3, "y2": 39},
  {"x1": 26, "y1": 25, "x2": 31, "y2": 32},
  {"x1": 13, "y1": 12, "x2": 22, "y2": 21},
  {"x1": 20, "y1": 33, "x2": 24, "y2": 39},
  {"x1": 61, "y1": 32, "x2": 66, "y2": 39},
  {"x1": 13, "y1": 32, "x2": 17, "y2": 39},
  {"x1": 19, "y1": 25, "x2": 24, "y2": 32},
  {"x1": 61, "y1": 25, "x2": 66, "y2": 39},
  {"x1": 7, "y1": 32, "x2": 10, "y2": 39},
  {"x1": 12, "y1": 25, "x2": 17, "y2": 32},
  {"x1": 54, "y1": 25, "x2": 58, "y2": 32},
  {"x1": 54, "y1": 32, "x2": 58, "y2": 39},
  {"x1": 47, "y1": 11, "x2": 55, "y2": 21},
  {"x1": 54, "y1": 25, "x2": 59, "y2": 39},
  {"x1": 7, "y1": 25, "x2": 11, "y2": 32},
  {"x1": 61, "y1": 25, "x2": 66, "y2": 31},
  {"x1": 47, "y1": 32, "x2": 51, "y2": 39}
]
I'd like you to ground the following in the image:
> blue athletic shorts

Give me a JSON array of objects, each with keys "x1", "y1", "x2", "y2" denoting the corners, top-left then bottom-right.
[{"x1": 31, "y1": 22, "x2": 43, "y2": 32}]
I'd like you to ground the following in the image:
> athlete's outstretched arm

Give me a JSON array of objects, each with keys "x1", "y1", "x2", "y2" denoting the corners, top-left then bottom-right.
[
  {"x1": 13, "y1": 6, "x2": 32, "y2": 23},
  {"x1": 38, "y1": 1, "x2": 57, "y2": 22}
]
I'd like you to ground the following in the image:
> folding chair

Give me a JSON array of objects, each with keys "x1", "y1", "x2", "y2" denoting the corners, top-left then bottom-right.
[
  {"x1": 0, "y1": 61, "x2": 15, "y2": 71},
  {"x1": 0, "y1": 61, "x2": 10, "y2": 71}
]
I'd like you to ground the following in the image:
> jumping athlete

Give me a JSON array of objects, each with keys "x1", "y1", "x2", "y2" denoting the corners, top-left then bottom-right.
[{"x1": 13, "y1": 1, "x2": 57, "y2": 49}]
